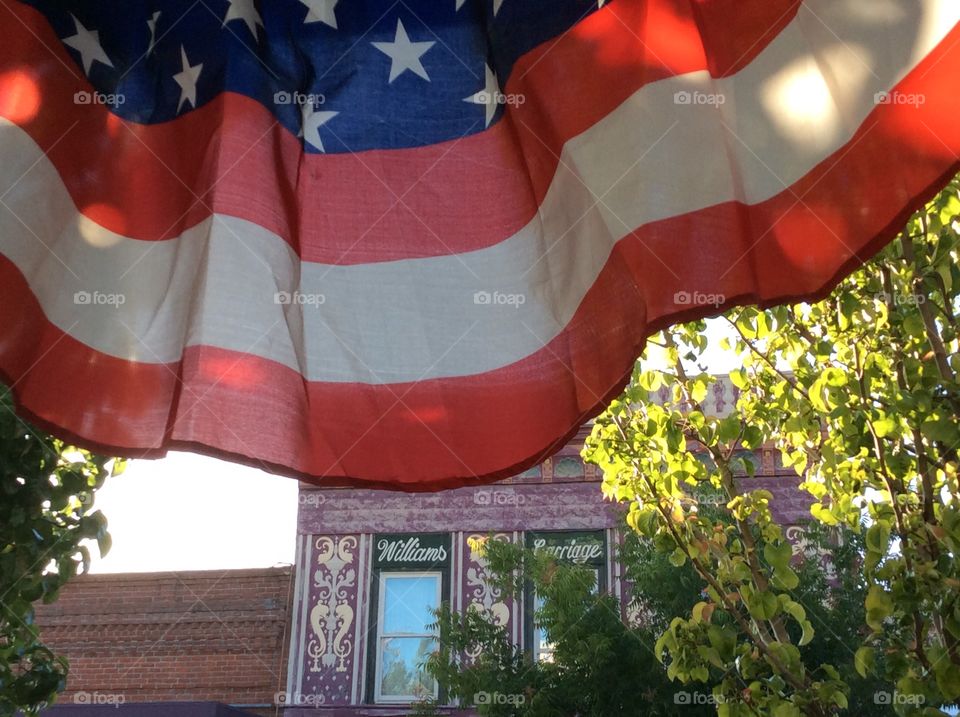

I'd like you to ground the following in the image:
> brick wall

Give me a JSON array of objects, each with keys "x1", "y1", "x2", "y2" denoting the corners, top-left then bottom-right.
[{"x1": 35, "y1": 567, "x2": 294, "y2": 716}]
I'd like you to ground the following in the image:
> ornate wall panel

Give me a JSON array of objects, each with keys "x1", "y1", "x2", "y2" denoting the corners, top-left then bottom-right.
[
  {"x1": 293, "y1": 534, "x2": 367, "y2": 707},
  {"x1": 461, "y1": 532, "x2": 516, "y2": 656}
]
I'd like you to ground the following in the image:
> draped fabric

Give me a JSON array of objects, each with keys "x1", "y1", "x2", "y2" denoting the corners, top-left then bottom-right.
[{"x1": 0, "y1": 0, "x2": 958, "y2": 489}]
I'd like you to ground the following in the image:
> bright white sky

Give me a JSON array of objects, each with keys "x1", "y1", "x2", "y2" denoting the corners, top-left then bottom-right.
[
  {"x1": 85, "y1": 320, "x2": 741, "y2": 574},
  {"x1": 86, "y1": 451, "x2": 299, "y2": 573}
]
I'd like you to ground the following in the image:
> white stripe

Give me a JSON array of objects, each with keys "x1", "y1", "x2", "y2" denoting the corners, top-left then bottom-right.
[{"x1": 1, "y1": 0, "x2": 954, "y2": 383}]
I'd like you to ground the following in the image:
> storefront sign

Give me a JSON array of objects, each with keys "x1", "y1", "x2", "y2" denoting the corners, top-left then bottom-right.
[
  {"x1": 374, "y1": 534, "x2": 450, "y2": 568},
  {"x1": 529, "y1": 531, "x2": 605, "y2": 565}
]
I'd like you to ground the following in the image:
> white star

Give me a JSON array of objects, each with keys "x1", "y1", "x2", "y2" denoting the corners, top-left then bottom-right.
[
  {"x1": 371, "y1": 19, "x2": 435, "y2": 83},
  {"x1": 463, "y1": 64, "x2": 501, "y2": 128},
  {"x1": 300, "y1": 0, "x2": 339, "y2": 28},
  {"x1": 173, "y1": 46, "x2": 203, "y2": 112},
  {"x1": 455, "y1": 0, "x2": 467, "y2": 9},
  {"x1": 301, "y1": 103, "x2": 338, "y2": 152},
  {"x1": 62, "y1": 14, "x2": 113, "y2": 75},
  {"x1": 224, "y1": 0, "x2": 263, "y2": 39},
  {"x1": 493, "y1": 0, "x2": 505, "y2": 16}
]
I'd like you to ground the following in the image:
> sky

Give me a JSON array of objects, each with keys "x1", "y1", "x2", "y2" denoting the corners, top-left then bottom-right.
[
  {"x1": 86, "y1": 451, "x2": 299, "y2": 573},
  {"x1": 85, "y1": 320, "x2": 741, "y2": 574}
]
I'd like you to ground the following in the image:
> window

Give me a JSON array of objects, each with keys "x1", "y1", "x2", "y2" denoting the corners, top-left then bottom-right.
[
  {"x1": 367, "y1": 533, "x2": 450, "y2": 705},
  {"x1": 532, "y1": 569, "x2": 599, "y2": 663},
  {"x1": 553, "y1": 456, "x2": 582, "y2": 478},
  {"x1": 374, "y1": 572, "x2": 441, "y2": 703},
  {"x1": 532, "y1": 591, "x2": 554, "y2": 663},
  {"x1": 525, "y1": 531, "x2": 607, "y2": 662}
]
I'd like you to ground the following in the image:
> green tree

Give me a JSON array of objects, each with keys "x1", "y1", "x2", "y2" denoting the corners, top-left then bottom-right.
[
  {"x1": 583, "y1": 177, "x2": 960, "y2": 715},
  {"x1": 0, "y1": 386, "x2": 120, "y2": 716},
  {"x1": 417, "y1": 522, "x2": 876, "y2": 717},
  {"x1": 625, "y1": 518, "x2": 887, "y2": 713},
  {"x1": 417, "y1": 537, "x2": 689, "y2": 717}
]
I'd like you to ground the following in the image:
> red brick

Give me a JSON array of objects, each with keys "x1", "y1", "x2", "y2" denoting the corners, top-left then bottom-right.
[{"x1": 35, "y1": 567, "x2": 293, "y2": 716}]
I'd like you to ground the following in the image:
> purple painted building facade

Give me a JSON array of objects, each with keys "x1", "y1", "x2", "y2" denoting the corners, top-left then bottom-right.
[
  {"x1": 281, "y1": 378, "x2": 812, "y2": 715},
  {"x1": 283, "y1": 424, "x2": 622, "y2": 715}
]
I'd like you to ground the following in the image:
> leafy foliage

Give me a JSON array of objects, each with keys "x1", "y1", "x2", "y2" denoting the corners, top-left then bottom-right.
[
  {"x1": 626, "y1": 521, "x2": 889, "y2": 713},
  {"x1": 414, "y1": 538, "x2": 702, "y2": 717},
  {"x1": 416, "y1": 525, "x2": 879, "y2": 717},
  {"x1": 584, "y1": 177, "x2": 960, "y2": 715},
  {"x1": 0, "y1": 386, "x2": 120, "y2": 716}
]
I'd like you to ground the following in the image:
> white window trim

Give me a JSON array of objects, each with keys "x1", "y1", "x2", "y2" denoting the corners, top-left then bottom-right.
[{"x1": 374, "y1": 571, "x2": 442, "y2": 704}]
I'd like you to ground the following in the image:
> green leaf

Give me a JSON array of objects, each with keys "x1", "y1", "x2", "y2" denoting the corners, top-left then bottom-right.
[
  {"x1": 772, "y1": 567, "x2": 799, "y2": 591},
  {"x1": 763, "y1": 541, "x2": 793, "y2": 571},
  {"x1": 691, "y1": 378, "x2": 709, "y2": 404},
  {"x1": 692, "y1": 601, "x2": 711, "y2": 623},
  {"x1": 696, "y1": 645, "x2": 724, "y2": 668},
  {"x1": 921, "y1": 416, "x2": 957, "y2": 443},
  {"x1": 729, "y1": 368, "x2": 748, "y2": 389},
  {"x1": 756, "y1": 312, "x2": 772, "y2": 339},
  {"x1": 746, "y1": 590, "x2": 780, "y2": 620},
  {"x1": 718, "y1": 416, "x2": 741, "y2": 444},
  {"x1": 780, "y1": 598, "x2": 806, "y2": 624},
  {"x1": 706, "y1": 625, "x2": 736, "y2": 661},
  {"x1": 691, "y1": 665, "x2": 709, "y2": 682},
  {"x1": 865, "y1": 586, "x2": 893, "y2": 631},
  {"x1": 637, "y1": 508, "x2": 658, "y2": 537},
  {"x1": 865, "y1": 522, "x2": 890, "y2": 556},
  {"x1": 773, "y1": 704, "x2": 801, "y2": 717},
  {"x1": 811, "y1": 503, "x2": 839, "y2": 526},
  {"x1": 935, "y1": 662, "x2": 960, "y2": 701},
  {"x1": 638, "y1": 370, "x2": 663, "y2": 392},
  {"x1": 97, "y1": 531, "x2": 113, "y2": 558},
  {"x1": 822, "y1": 368, "x2": 848, "y2": 387},
  {"x1": 854, "y1": 646, "x2": 875, "y2": 678},
  {"x1": 873, "y1": 416, "x2": 897, "y2": 438}
]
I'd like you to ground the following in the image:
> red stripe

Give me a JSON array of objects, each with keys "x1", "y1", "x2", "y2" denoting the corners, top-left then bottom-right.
[
  {"x1": 3, "y1": 32, "x2": 957, "y2": 490},
  {"x1": 0, "y1": 0, "x2": 799, "y2": 264}
]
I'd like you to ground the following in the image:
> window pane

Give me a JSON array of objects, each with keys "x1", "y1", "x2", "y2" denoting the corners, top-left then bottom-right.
[
  {"x1": 383, "y1": 575, "x2": 439, "y2": 634},
  {"x1": 379, "y1": 637, "x2": 438, "y2": 698},
  {"x1": 553, "y1": 456, "x2": 582, "y2": 477},
  {"x1": 533, "y1": 591, "x2": 555, "y2": 662},
  {"x1": 533, "y1": 569, "x2": 600, "y2": 662}
]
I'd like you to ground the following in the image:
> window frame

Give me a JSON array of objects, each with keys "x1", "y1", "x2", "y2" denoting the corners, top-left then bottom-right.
[
  {"x1": 365, "y1": 533, "x2": 451, "y2": 705},
  {"x1": 524, "y1": 530, "x2": 608, "y2": 661},
  {"x1": 372, "y1": 570, "x2": 443, "y2": 704}
]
